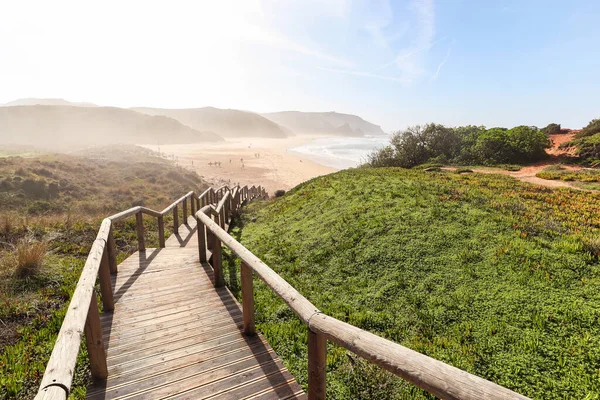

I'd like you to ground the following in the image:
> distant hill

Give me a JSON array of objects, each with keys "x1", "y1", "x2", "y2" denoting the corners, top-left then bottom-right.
[
  {"x1": 3, "y1": 98, "x2": 98, "y2": 107},
  {"x1": 0, "y1": 105, "x2": 222, "y2": 150},
  {"x1": 261, "y1": 111, "x2": 385, "y2": 136},
  {"x1": 133, "y1": 107, "x2": 290, "y2": 138}
]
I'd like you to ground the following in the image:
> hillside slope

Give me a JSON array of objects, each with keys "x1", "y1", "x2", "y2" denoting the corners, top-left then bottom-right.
[
  {"x1": 3, "y1": 98, "x2": 98, "y2": 107},
  {"x1": 235, "y1": 168, "x2": 600, "y2": 399},
  {"x1": 261, "y1": 111, "x2": 385, "y2": 136},
  {"x1": 0, "y1": 105, "x2": 222, "y2": 149},
  {"x1": 133, "y1": 107, "x2": 290, "y2": 138}
]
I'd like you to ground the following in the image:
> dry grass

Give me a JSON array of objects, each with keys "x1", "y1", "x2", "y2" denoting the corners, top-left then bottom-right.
[{"x1": 13, "y1": 240, "x2": 47, "y2": 278}]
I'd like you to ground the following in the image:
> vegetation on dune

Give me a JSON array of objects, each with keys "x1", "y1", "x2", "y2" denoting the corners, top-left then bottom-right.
[
  {"x1": 367, "y1": 123, "x2": 550, "y2": 168},
  {"x1": 540, "y1": 123, "x2": 562, "y2": 135},
  {"x1": 230, "y1": 168, "x2": 600, "y2": 399},
  {"x1": 562, "y1": 133, "x2": 600, "y2": 166},
  {"x1": 0, "y1": 145, "x2": 207, "y2": 399},
  {"x1": 536, "y1": 165, "x2": 600, "y2": 183}
]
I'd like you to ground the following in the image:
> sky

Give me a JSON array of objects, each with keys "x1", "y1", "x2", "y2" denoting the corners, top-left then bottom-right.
[{"x1": 1, "y1": 0, "x2": 599, "y2": 132}]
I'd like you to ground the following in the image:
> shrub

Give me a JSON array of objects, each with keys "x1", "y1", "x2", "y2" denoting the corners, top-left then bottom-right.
[
  {"x1": 366, "y1": 124, "x2": 548, "y2": 168},
  {"x1": 541, "y1": 123, "x2": 561, "y2": 135},
  {"x1": 15, "y1": 240, "x2": 47, "y2": 277},
  {"x1": 577, "y1": 119, "x2": 600, "y2": 138},
  {"x1": 273, "y1": 189, "x2": 286, "y2": 198}
]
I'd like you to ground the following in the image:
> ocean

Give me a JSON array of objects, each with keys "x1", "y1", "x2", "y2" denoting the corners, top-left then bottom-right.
[{"x1": 288, "y1": 135, "x2": 390, "y2": 170}]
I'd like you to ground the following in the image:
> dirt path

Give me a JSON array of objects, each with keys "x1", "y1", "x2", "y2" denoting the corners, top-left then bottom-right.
[{"x1": 443, "y1": 133, "x2": 600, "y2": 192}]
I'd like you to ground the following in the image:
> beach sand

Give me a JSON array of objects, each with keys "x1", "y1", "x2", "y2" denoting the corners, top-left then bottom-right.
[{"x1": 146, "y1": 136, "x2": 338, "y2": 194}]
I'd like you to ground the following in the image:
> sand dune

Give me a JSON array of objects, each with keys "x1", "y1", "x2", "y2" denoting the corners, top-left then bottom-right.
[{"x1": 0, "y1": 105, "x2": 222, "y2": 149}]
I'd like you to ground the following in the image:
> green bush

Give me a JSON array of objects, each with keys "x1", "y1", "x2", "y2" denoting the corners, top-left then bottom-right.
[
  {"x1": 577, "y1": 119, "x2": 600, "y2": 138},
  {"x1": 541, "y1": 123, "x2": 561, "y2": 135},
  {"x1": 367, "y1": 124, "x2": 549, "y2": 168}
]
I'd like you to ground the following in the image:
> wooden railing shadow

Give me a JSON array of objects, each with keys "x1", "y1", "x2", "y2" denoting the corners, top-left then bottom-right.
[
  {"x1": 169, "y1": 218, "x2": 198, "y2": 247},
  {"x1": 213, "y1": 283, "x2": 300, "y2": 399}
]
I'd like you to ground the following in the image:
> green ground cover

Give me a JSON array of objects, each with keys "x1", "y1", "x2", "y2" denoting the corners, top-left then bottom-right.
[{"x1": 229, "y1": 168, "x2": 600, "y2": 399}]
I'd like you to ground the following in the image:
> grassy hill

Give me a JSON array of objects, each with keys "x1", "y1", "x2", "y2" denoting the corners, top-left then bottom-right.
[
  {"x1": 133, "y1": 106, "x2": 291, "y2": 138},
  {"x1": 231, "y1": 168, "x2": 600, "y2": 399},
  {"x1": 0, "y1": 105, "x2": 222, "y2": 150},
  {"x1": 261, "y1": 111, "x2": 385, "y2": 136},
  {"x1": 0, "y1": 146, "x2": 208, "y2": 399}
]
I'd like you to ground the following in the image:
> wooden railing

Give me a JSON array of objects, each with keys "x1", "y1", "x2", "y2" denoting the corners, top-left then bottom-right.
[
  {"x1": 33, "y1": 184, "x2": 267, "y2": 400},
  {"x1": 35, "y1": 182, "x2": 529, "y2": 400}
]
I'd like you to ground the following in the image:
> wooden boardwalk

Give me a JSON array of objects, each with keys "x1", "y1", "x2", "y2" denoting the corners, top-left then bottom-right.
[{"x1": 86, "y1": 218, "x2": 305, "y2": 399}]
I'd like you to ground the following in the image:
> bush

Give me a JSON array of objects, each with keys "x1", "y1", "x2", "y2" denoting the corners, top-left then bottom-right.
[
  {"x1": 367, "y1": 124, "x2": 549, "y2": 168},
  {"x1": 541, "y1": 123, "x2": 561, "y2": 135},
  {"x1": 274, "y1": 189, "x2": 286, "y2": 198},
  {"x1": 15, "y1": 240, "x2": 47, "y2": 277},
  {"x1": 577, "y1": 119, "x2": 600, "y2": 138}
]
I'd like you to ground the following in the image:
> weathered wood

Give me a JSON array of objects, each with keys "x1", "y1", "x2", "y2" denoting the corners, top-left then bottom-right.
[
  {"x1": 135, "y1": 211, "x2": 145, "y2": 252},
  {"x1": 98, "y1": 247, "x2": 114, "y2": 312},
  {"x1": 34, "y1": 385, "x2": 67, "y2": 400},
  {"x1": 212, "y1": 234, "x2": 224, "y2": 287},
  {"x1": 37, "y1": 239, "x2": 105, "y2": 393},
  {"x1": 241, "y1": 262, "x2": 255, "y2": 336},
  {"x1": 309, "y1": 313, "x2": 529, "y2": 400},
  {"x1": 106, "y1": 224, "x2": 117, "y2": 274},
  {"x1": 158, "y1": 215, "x2": 165, "y2": 248},
  {"x1": 197, "y1": 215, "x2": 207, "y2": 263},
  {"x1": 173, "y1": 205, "x2": 179, "y2": 234},
  {"x1": 108, "y1": 206, "x2": 142, "y2": 222},
  {"x1": 182, "y1": 198, "x2": 188, "y2": 222},
  {"x1": 197, "y1": 212, "x2": 318, "y2": 324},
  {"x1": 84, "y1": 296, "x2": 108, "y2": 380},
  {"x1": 160, "y1": 191, "x2": 195, "y2": 215},
  {"x1": 308, "y1": 330, "x2": 326, "y2": 400}
]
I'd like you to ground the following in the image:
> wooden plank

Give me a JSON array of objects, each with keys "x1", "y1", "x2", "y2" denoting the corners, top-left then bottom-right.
[
  {"x1": 212, "y1": 234, "x2": 225, "y2": 287},
  {"x1": 307, "y1": 331, "x2": 326, "y2": 400},
  {"x1": 84, "y1": 297, "x2": 108, "y2": 380},
  {"x1": 107, "y1": 224, "x2": 118, "y2": 274},
  {"x1": 89, "y1": 349, "x2": 277, "y2": 399},
  {"x1": 34, "y1": 386, "x2": 67, "y2": 400},
  {"x1": 173, "y1": 205, "x2": 179, "y2": 234},
  {"x1": 183, "y1": 198, "x2": 188, "y2": 222},
  {"x1": 38, "y1": 239, "x2": 105, "y2": 392},
  {"x1": 98, "y1": 247, "x2": 114, "y2": 312},
  {"x1": 309, "y1": 313, "x2": 530, "y2": 400},
  {"x1": 158, "y1": 215, "x2": 165, "y2": 248},
  {"x1": 241, "y1": 262, "x2": 255, "y2": 336},
  {"x1": 135, "y1": 211, "x2": 145, "y2": 252},
  {"x1": 197, "y1": 216, "x2": 207, "y2": 262}
]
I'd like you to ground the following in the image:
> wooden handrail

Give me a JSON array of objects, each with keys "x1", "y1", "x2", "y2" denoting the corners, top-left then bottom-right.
[
  {"x1": 34, "y1": 184, "x2": 254, "y2": 400},
  {"x1": 195, "y1": 207, "x2": 530, "y2": 400}
]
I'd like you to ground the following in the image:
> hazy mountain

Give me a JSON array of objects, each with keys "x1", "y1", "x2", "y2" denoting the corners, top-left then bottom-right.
[
  {"x1": 133, "y1": 107, "x2": 290, "y2": 138},
  {"x1": 261, "y1": 111, "x2": 385, "y2": 137},
  {"x1": 3, "y1": 98, "x2": 98, "y2": 107},
  {"x1": 0, "y1": 105, "x2": 222, "y2": 150}
]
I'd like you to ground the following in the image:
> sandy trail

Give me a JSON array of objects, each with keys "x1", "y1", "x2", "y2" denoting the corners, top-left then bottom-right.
[{"x1": 144, "y1": 136, "x2": 337, "y2": 194}]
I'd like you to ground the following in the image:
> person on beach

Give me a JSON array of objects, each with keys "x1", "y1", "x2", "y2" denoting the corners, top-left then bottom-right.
[{"x1": 208, "y1": 162, "x2": 213, "y2": 167}]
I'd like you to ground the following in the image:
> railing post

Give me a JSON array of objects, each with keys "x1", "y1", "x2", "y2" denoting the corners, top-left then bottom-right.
[
  {"x1": 84, "y1": 296, "x2": 108, "y2": 380},
  {"x1": 183, "y1": 198, "x2": 188, "y2": 224},
  {"x1": 190, "y1": 196, "x2": 196, "y2": 216},
  {"x1": 241, "y1": 262, "x2": 255, "y2": 335},
  {"x1": 211, "y1": 232, "x2": 224, "y2": 287},
  {"x1": 135, "y1": 211, "x2": 145, "y2": 252},
  {"x1": 107, "y1": 225, "x2": 118, "y2": 274},
  {"x1": 197, "y1": 214, "x2": 207, "y2": 263},
  {"x1": 158, "y1": 215, "x2": 165, "y2": 248},
  {"x1": 308, "y1": 330, "x2": 326, "y2": 400},
  {"x1": 173, "y1": 205, "x2": 179, "y2": 234},
  {"x1": 98, "y1": 247, "x2": 114, "y2": 312}
]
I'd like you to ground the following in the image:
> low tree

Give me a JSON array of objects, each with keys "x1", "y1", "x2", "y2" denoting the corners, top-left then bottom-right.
[{"x1": 541, "y1": 123, "x2": 561, "y2": 135}]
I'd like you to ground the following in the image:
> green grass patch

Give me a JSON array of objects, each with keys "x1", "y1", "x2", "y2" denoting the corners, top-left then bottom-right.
[
  {"x1": 232, "y1": 168, "x2": 600, "y2": 399},
  {"x1": 536, "y1": 166, "x2": 600, "y2": 183}
]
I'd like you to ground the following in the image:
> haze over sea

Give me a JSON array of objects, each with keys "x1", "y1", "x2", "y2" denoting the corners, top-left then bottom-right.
[{"x1": 289, "y1": 135, "x2": 390, "y2": 170}]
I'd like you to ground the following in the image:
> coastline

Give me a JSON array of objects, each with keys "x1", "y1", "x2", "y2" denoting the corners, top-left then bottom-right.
[{"x1": 146, "y1": 135, "x2": 338, "y2": 194}]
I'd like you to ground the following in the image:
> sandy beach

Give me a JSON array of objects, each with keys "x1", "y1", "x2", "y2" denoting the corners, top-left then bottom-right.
[{"x1": 146, "y1": 135, "x2": 338, "y2": 194}]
